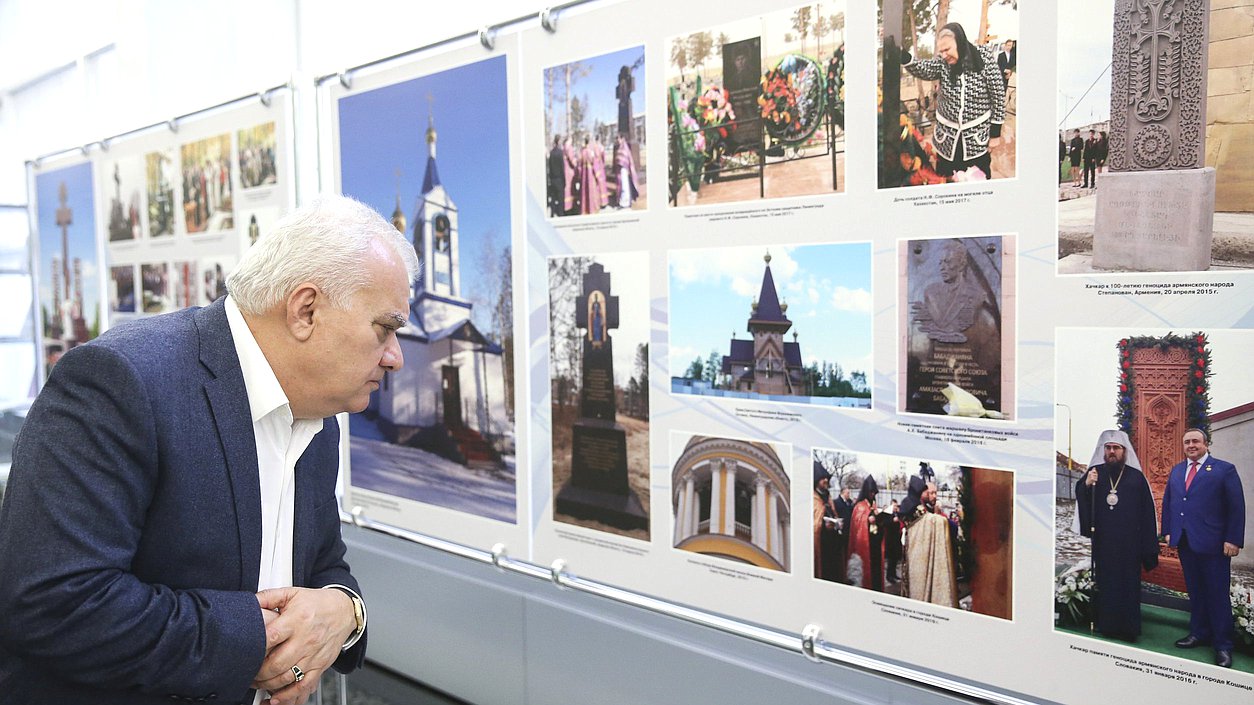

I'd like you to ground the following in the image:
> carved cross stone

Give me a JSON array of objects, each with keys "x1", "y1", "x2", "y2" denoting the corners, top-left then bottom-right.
[{"x1": 1109, "y1": 0, "x2": 1210, "y2": 171}]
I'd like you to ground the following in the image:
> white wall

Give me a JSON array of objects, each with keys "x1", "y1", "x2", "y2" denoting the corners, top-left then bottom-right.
[{"x1": 0, "y1": 0, "x2": 547, "y2": 404}]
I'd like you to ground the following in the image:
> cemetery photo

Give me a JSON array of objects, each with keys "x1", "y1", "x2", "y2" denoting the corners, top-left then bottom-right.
[
  {"x1": 338, "y1": 56, "x2": 518, "y2": 523},
  {"x1": 36, "y1": 161, "x2": 100, "y2": 372},
  {"x1": 102, "y1": 155, "x2": 144, "y2": 242},
  {"x1": 898, "y1": 235, "x2": 1015, "y2": 421},
  {"x1": 144, "y1": 148, "x2": 176, "y2": 238},
  {"x1": 548, "y1": 252, "x2": 650, "y2": 540},
  {"x1": 666, "y1": 2, "x2": 847, "y2": 207},
  {"x1": 180, "y1": 133, "x2": 234, "y2": 233},
  {"x1": 543, "y1": 45, "x2": 647, "y2": 218},
  {"x1": 671, "y1": 432, "x2": 791, "y2": 574},
  {"x1": 669, "y1": 242, "x2": 872, "y2": 408},
  {"x1": 812, "y1": 447, "x2": 1014, "y2": 620},
  {"x1": 1055, "y1": 327, "x2": 1254, "y2": 672},
  {"x1": 878, "y1": 0, "x2": 1018, "y2": 188},
  {"x1": 1056, "y1": 0, "x2": 1254, "y2": 274}
]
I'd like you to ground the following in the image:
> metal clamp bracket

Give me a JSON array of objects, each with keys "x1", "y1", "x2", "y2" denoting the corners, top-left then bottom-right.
[
  {"x1": 490, "y1": 543, "x2": 508, "y2": 571},
  {"x1": 478, "y1": 26, "x2": 497, "y2": 51},
  {"x1": 801, "y1": 624, "x2": 823, "y2": 663},
  {"x1": 540, "y1": 7, "x2": 559, "y2": 33}
]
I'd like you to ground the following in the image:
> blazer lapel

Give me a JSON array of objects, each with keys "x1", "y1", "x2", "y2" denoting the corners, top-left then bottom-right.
[{"x1": 196, "y1": 300, "x2": 263, "y2": 591}]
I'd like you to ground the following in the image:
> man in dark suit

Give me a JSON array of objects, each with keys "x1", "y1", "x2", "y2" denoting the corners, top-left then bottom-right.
[
  {"x1": 1082, "y1": 129, "x2": 1099, "y2": 189},
  {"x1": 1161, "y1": 428, "x2": 1246, "y2": 668},
  {"x1": 0, "y1": 195, "x2": 418, "y2": 703}
]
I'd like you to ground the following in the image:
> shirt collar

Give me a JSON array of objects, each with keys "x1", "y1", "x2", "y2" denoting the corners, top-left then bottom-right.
[
  {"x1": 1191, "y1": 453, "x2": 1210, "y2": 467},
  {"x1": 225, "y1": 295, "x2": 293, "y2": 425}
]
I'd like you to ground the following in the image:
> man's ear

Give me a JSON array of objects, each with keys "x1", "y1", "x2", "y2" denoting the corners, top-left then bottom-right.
[{"x1": 286, "y1": 283, "x2": 320, "y2": 342}]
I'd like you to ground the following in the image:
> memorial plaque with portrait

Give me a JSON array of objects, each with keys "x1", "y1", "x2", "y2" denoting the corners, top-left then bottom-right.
[
  {"x1": 721, "y1": 37, "x2": 762, "y2": 155},
  {"x1": 900, "y1": 236, "x2": 1014, "y2": 420}
]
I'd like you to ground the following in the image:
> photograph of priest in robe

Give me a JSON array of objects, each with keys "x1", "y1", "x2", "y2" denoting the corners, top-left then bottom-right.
[
  {"x1": 1055, "y1": 327, "x2": 1254, "y2": 672},
  {"x1": 1074, "y1": 429, "x2": 1160, "y2": 641},
  {"x1": 812, "y1": 448, "x2": 1013, "y2": 620}
]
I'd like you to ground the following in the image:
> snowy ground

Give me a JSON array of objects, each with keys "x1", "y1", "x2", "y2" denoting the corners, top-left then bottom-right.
[{"x1": 349, "y1": 417, "x2": 516, "y2": 523}]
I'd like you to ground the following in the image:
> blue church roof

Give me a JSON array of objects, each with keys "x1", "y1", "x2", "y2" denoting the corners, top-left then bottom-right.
[{"x1": 422, "y1": 154, "x2": 441, "y2": 194}]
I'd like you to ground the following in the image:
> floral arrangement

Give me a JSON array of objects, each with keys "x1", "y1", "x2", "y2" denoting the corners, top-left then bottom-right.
[
  {"x1": 759, "y1": 54, "x2": 825, "y2": 145},
  {"x1": 669, "y1": 86, "x2": 707, "y2": 193},
  {"x1": 1234, "y1": 581, "x2": 1254, "y2": 647},
  {"x1": 1055, "y1": 561, "x2": 1095, "y2": 627},
  {"x1": 897, "y1": 113, "x2": 947, "y2": 186},
  {"x1": 826, "y1": 46, "x2": 845, "y2": 130},
  {"x1": 693, "y1": 84, "x2": 736, "y2": 156},
  {"x1": 1116, "y1": 332, "x2": 1210, "y2": 436}
]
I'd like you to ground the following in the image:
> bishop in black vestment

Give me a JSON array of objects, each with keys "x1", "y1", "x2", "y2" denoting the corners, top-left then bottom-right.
[{"x1": 1075, "y1": 430, "x2": 1160, "y2": 640}]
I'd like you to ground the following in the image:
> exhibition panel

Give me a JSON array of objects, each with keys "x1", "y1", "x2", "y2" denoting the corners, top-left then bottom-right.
[{"x1": 18, "y1": 0, "x2": 1254, "y2": 703}]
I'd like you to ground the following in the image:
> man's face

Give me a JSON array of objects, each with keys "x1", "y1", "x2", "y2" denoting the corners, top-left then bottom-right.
[
  {"x1": 924, "y1": 483, "x2": 938, "y2": 504},
  {"x1": 840, "y1": 488, "x2": 850, "y2": 500},
  {"x1": 818, "y1": 477, "x2": 830, "y2": 493},
  {"x1": 1182, "y1": 430, "x2": 1209, "y2": 462},
  {"x1": 937, "y1": 33, "x2": 959, "y2": 65},
  {"x1": 1103, "y1": 442, "x2": 1126, "y2": 466},
  {"x1": 939, "y1": 246, "x2": 965, "y2": 283},
  {"x1": 304, "y1": 241, "x2": 411, "y2": 417}
]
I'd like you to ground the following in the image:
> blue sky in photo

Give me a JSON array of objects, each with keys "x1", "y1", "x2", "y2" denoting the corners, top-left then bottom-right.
[
  {"x1": 668, "y1": 242, "x2": 872, "y2": 378},
  {"x1": 338, "y1": 55, "x2": 511, "y2": 338},
  {"x1": 36, "y1": 161, "x2": 99, "y2": 330},
  {"x1": 545, "y1": 45, "x2": 647, "y2": 138}
]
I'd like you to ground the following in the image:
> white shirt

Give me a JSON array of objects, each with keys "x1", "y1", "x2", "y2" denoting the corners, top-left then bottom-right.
[{"x1": 226, "y1": 297, "x2": 323, "y2": 704}]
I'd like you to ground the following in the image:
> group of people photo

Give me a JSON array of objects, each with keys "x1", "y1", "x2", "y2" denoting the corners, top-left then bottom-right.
[
  {"x1": 1061, "y1": 127, "x2": 1108, "y2": 190},
  {"x1": 544, "y1": 47, "x2": 646, "y2": 218},
  {"x1": 813, "y1": 450, "x2": 1014, "y2": 620}
]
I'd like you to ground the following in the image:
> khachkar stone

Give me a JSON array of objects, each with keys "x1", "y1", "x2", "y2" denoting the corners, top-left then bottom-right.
[
  {"x1": 1093, "y1": 0, "x2": 1216, "y2": 272},
  {"x1": 1126, "y1": 339, "x2": 1194, "y2": 593},
  {"x1": 555, "y1": 263, "x2": 647, "y2": 530}
]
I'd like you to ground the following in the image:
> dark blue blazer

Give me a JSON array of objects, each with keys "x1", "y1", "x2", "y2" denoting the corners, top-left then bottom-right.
[
  {"x1": 0, "y1": 300, "x2": 365, "y2": 704},
  {"x1": 1161, "y1": 455, "x2": 1246, "y2": 555}
]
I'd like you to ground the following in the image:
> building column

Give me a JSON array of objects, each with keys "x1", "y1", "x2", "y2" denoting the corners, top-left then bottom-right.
[
  {"x1": 752, "y1": 477, "x2": 768, "y2": 547},
  {"x1": 674, "y1": 474, "x2": 690, "y2": 544},
  {"x1": 770, "y1": 491, "x2": 786, "y2": 563},
  {"x1": 683, "y1": 473, "x2": 697, "y2": 537},
  {"x1": 709, "y1": 461, "x2": 723, "y2": 535},
  {"x1": 723, "y1": 461, "x2": 737, "y2": 536}
]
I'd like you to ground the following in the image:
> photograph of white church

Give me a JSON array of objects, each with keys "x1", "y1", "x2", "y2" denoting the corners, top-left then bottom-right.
[{"x1": 337, "y1": 56, "x2": 518, "y2": 523}]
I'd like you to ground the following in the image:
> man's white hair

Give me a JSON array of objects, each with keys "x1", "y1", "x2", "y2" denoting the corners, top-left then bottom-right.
[{"x1": 227, "y1": 194, "x2": 419, "y2": 315}]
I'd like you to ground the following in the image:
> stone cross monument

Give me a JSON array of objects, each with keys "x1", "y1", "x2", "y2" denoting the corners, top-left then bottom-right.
[
  {"x1": 1093, "y1": 0, "x2": 1215, "y2": 271},
  {"x1": 555, "y1": 263, "x2": 648, "y2": 530}
]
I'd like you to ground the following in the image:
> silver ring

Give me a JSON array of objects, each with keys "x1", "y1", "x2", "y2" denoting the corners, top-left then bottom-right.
[{"x1": 291, "y1": 665, "x2": 305, "y2": 683}]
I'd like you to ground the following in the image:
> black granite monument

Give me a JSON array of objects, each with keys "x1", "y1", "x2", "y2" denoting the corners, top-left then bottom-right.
[{"x1": 555, "y1": 262, "x2": 648, "y2": 530}]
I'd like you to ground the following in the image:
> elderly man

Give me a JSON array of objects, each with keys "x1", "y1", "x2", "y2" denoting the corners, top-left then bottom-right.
[
  {"x1": 1075, "y1": 430, "x2": 1159, "y2": 642},
  {"x1": 0, "y1": 195, "x2": 418, "y2": 704},
  {"x1": 1162, "y1": 428, "x2": 1245, "y2": 668}
]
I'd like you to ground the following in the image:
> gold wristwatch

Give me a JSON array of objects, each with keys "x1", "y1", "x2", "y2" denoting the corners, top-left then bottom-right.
[{"x1": 344, "y1": 592, "x2": 366, "y2": 649}]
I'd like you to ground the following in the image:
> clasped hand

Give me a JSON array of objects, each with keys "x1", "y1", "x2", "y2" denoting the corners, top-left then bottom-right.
[{"x1": 252, "y1": 587, "x2": 355, "y2": 705}]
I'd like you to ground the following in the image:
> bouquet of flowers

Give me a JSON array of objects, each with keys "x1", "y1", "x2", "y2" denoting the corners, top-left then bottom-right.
[
  {"x1": 669, "y1": 86, "x2": 708, "y2": 193},
  {"x1": 898, "y1": 114, "x2": 948, "y2": 186},
  {"x1": 1055, "y1": 560, "x2": 1096, "y2": 627},
  {"x1": 1233, "y1": 581, "x2": 1254, "y2": 648},
  {"x1": 694, "y1": 84, "x2": 736, "y2": 157}
]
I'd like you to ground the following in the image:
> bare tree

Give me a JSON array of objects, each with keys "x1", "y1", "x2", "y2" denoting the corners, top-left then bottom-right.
[
  {"x1": 815, "y1": 449, "x2": 859, "y2": 490},
  {"x1": 548, "y1": 256, "x2": 595, "y2": 409},
  {"x1": 670, "y1": 37, "x2": 689, "y2": 83},
  {"x1": 791, "y1": 6, "x2": 813, "y2": 55}
]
